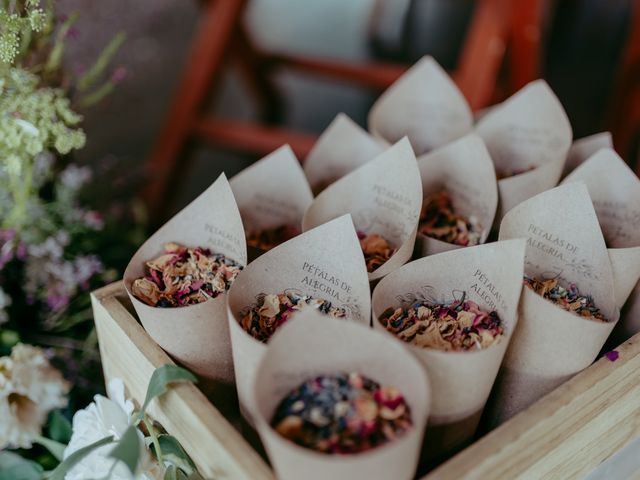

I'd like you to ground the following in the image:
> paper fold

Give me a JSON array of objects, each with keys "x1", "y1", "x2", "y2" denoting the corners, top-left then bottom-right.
[
  {"x1": 252, "y1": 312, "x2": 430, "y2": 480},
  {"x1": 302, "y1": 138, "x2": 422, "y2": 281},
  {"x1": 368, "y1": 56, "x2": 473, "y2": 155},
  {"x1": 372, "y1": 239, "x2": 525, "y2": 458},
  {"x1": 563, "y1": 132, "x2": 613, "y2": 177},
  {"x1": 415, "y1": 133, "x2": 498, "y2": 257},
  {"x1": 303, "y1": 113, "x2": 386, "y2": 194},
  {"x1": 227, "y1": 215, "x2": 371, "y2": 423},
  {"x1": 475, "y1": 80, "x2": 572, "y2": 219},
  {"x1": 123, "y1": 174, "x2": 247, "y2": 386}
]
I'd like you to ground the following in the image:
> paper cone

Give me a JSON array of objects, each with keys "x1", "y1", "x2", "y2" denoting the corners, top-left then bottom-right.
[
  {"x1": 227, "y1": 215, "x2": 371, "y2": 423},
  {"x1": 252, "y1": 312, "x2": 430, "y2": 480},
  {"x1": 303, "y1": 113, "x2": 386, "y2": 194},
  {"x1": 475, "y1": 80, "x2": 573, "y2": 219},
  {"x1": 123, "y1": 174, "x2": 247, "y2": 386},
  {"x1": 563, "y1": 131, "x2": 613, "y2": 177},
  {"x1": 561, "y1": 149, "x2": 640, "y2": 339},
  {"x1": 368, "y1": 56, "x2": 473, "y2": 155},
  {"x1": 609, "y1": 247, "x2": 640, "y2": 309},
  {"x1": 489, "y1": 182, "x2": 619, "y2": 426},
  {"x1": 562, "y1": 148, "x2": 640, "y2": 248},
  {"x1": 302, "y1": 138, "x2": 422, "y2": 281},
  {"x1": 371, "y1": 240, "x2": 525, "y2": 458},
  {"x1": 230, "y1": 145, "x2": 312, "y2": 260},
  {"x1": 414, "y1": 133, "x2": 498, "y2": 257}
]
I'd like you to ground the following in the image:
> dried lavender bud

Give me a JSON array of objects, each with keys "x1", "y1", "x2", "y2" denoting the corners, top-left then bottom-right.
[
  {"x1": 132, "y1": 242, "x2": 242, "y2": 307},
  {"x1": 523, "y1": 276, "x2": 608, "y2": 322},
  {"x1": 240, "y1": 290, "x2": 346, "y2": 343},
  {"x1": 357, "y1": 231, "x2": 396, "y2": 272},
  {"x1": 380, "y1": 295, "x2": 503, "y2": 351},
  {"x1": 271, "y1": 372, "x2": 412, "y2": 454},
  {"x1": 418, "y1": 191, "x2": 482, "y2": 247}
]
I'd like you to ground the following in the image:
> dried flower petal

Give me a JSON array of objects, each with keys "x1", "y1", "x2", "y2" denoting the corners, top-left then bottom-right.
[
  {"x1": 246, "y1": 224, "x2": 300, "y2": 252},
  {"x1": 240, "y1": 291, "x2": 346, "y2": 343},
  {"x1": 523, "y1": 276, "x2": 608, "y2": 322},
  {"x1": 418, "y1": 191, "x2": 481, "y2": 246},
  {"x1": 271, "y1": 372, "x2": 412, "y2": 454},
  {"x1": 380, "y1": 295, "x2": 503, "y2": 351},
  {"x1": 357, "y1": 231, "x2": 396, "y2": 272},
  {"x1": 605, "y1": 350, "x2": 619, "y2": 362},
  {"x1": 132, "y1": 243, "x2": 242, "y2": 307}
]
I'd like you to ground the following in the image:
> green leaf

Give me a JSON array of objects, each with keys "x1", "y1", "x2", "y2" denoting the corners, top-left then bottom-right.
[
  {"x1": 77, "y1": 32, "x2": 126, "y2": 92},
  {"x1": 0, "y1": 452, "x2": 44, "y2": 480},
  {"x1": 44, "y1": 11, "x2": 78, "y2": 73},
  {"x1": 163, "y1": 465, "x2": 191, "y2": 480},
  {"x1": 48, "y1": 410, "x2": 72, "y2": 443},
  {"x1": 137, "y1": 365, "x2": 197, "y2": 421},
  {"x1": 108, "y1": 425, "x2": 141, "y2": 475},
  {"x1": 154, "y1": 435, "x2": 197, "y2": 474},
  {"x1": 48, "y1": 436, "x2": 114, "y2": 480},
  {"x1": 33, "y1": 435, "x2": 66, "y2": 462}
]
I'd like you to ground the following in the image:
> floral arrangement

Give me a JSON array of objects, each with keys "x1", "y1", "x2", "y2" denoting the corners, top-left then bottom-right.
[{"x1": 1, "y1": 0, "x2": 149, "y2": 475}]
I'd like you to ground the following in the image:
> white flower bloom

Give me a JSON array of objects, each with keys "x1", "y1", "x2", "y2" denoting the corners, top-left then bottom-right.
[
  {"x1": 59, "y1": 164, "x2": 92, "y2": 190},
  {"x1": 64, "y1": 379, "x2": 161, "y2": 480},
  {"x1": 0, "y1": 344, "x2": 69, "y2": 449}
]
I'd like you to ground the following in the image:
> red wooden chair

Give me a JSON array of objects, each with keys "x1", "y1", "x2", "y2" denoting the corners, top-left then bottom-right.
[
  {"x1": 144, "y1": 0, "x2": 545, "y2": 222},
  {"x1": 609, "y1": 1, "x2": 640, "y2": 171}
]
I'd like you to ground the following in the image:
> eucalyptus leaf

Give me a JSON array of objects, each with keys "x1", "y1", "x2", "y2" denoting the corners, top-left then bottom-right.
[
  {"x1": 34, "y1": 435, "x2": 67, "y2": 461},
  {"x1": 0, "y1": 451, "x2": 43, "y2": 480},
  {"x1": 136, "y1": 365, "x2": 196, "y2": 421},
  {"x1": 48, "y1": 436, "x2": 114, "y2": 480},
  {"x1": 108, "y1": 425, "x2": 141, "y2": 475},
  {"x1": 48, "y1": 410, "x2": 72, "y2": 444}
]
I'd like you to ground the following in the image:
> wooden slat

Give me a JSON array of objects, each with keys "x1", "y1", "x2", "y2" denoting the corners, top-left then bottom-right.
[
  {"x1": 265, "y1": 53, "x2": 407, "y2": 90},
  {"x1": 422, "y1": 333, "x2": 640, "y2": 479},
  {"x1": 91, "y1": 282, "x2": 274, "y2": 480},
  {"x1": 192, "y1": 117, "x2": 317, "y2": 160}
]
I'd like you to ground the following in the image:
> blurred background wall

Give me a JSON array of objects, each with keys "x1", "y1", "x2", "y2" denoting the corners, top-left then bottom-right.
[{"x1": 59, "y1": 0, "x2": 634, "y2": 213}]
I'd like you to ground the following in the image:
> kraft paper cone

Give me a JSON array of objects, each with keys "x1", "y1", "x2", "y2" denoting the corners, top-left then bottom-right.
[
  {"x1": 368, "y1": 56, "x2": 473, "y2": 156},
  {"x1": 563, "y1": 131, "x2": 613, "y2": 177},
  {"x1": 415, "y1": 133, "x2": 498, "y2": 257},
  {"x1": 490, "y1": 182, "x2": 619, "y2": 426},
  {"x1": 230, "y1": 145, "x2": 312, "y2": 260},
  {"x1": 371, "y1": 240, "x2": 525, "y2": 458},
  {"x1": 302, "y1": 138, "x2": 422, "y2": 281},
  {"x1": 124, "y1": 174, "x2": 247, "y2": 386},
  {"x1": 562, "y1": 148, "x2": 640, "y2": 248},
  {"x1": 475, "y1": 80, "x2": 572, "y2": 219},
  {"x1": 609, "y1": 247, "x2": 640, "y2": 310},
  {"x1": 252, "y1": 312, "x2": 430, "y2": 480},
  {"x1": 227, "y1": 215, "x2": 371, "y2": 423},
  {"x1": 303, "y1": 113, "x2": 386, "y2": 195}
]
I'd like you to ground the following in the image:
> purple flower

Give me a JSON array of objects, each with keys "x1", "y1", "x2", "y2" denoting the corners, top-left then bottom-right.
[
  {"x1": 46, "y1": 295, "x2": 70, "y2": 312},
  {"x1": 111, "y1": 67, "x2": 127, "y2": 83},
  {"x1": 605, "y1": 350, "x2": 619, "y2": 362}
]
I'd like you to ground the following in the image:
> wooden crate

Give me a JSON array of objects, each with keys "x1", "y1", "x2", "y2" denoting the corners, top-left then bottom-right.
[{"x1": 92, "y1": 281, "x2": 640, "y2": 479}]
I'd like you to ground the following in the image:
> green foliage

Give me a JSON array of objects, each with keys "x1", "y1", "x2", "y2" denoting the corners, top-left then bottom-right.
[
  {"x1": 108, "y1": 425, "x2": 141, "y2": 475},
  {"x1": 48, "y1": 411, "x2": 72, "y2": 444},
  {"x1": 0, "y1": 1, "x2": 49, "y2": 64},
  {"x1": 0, "y1": 452, "x2": 44, "y2": 480},
  {"x1": 136, "y1": 365, "x2": 198, "y2": 422}
]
